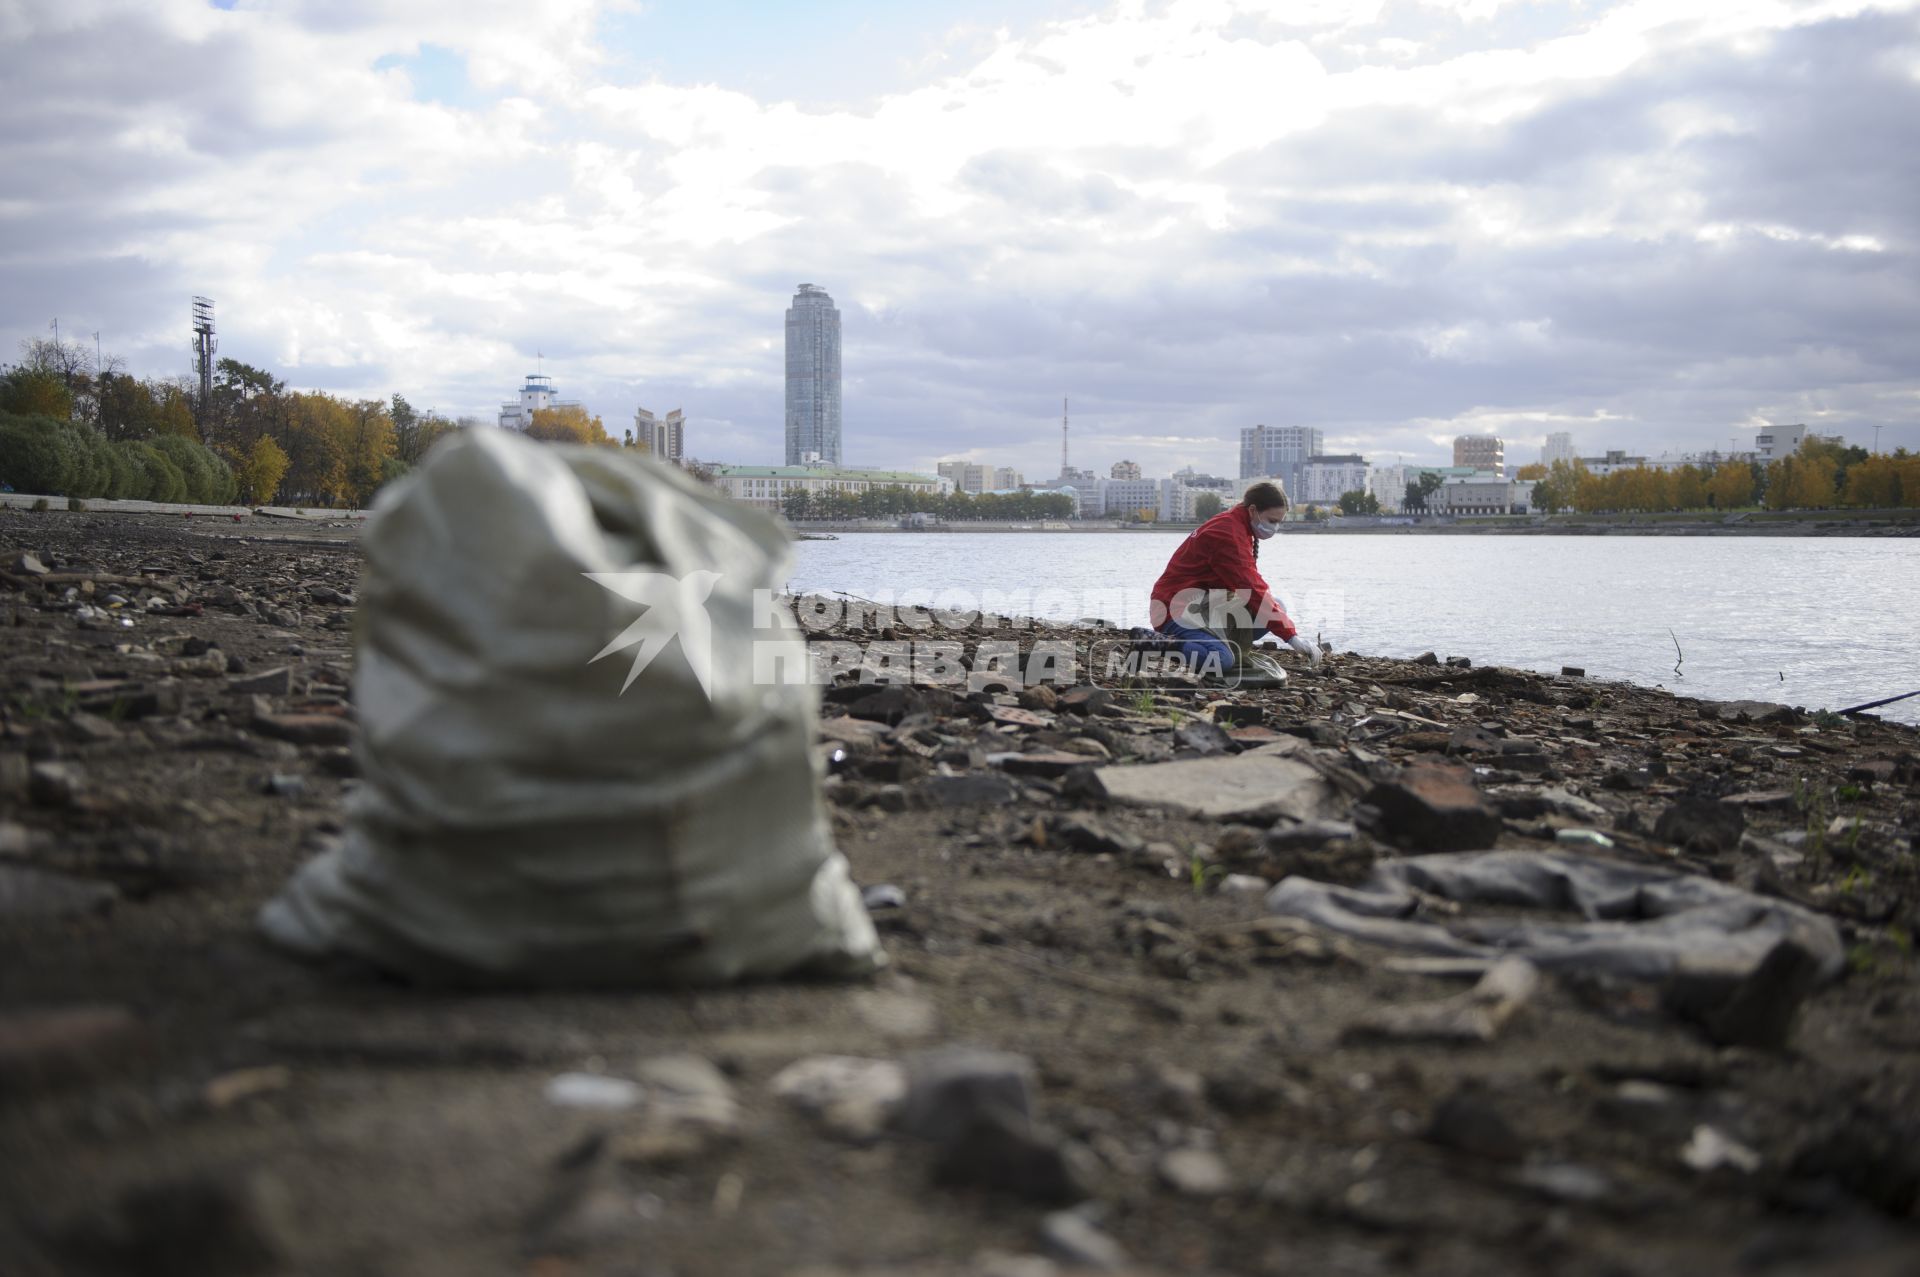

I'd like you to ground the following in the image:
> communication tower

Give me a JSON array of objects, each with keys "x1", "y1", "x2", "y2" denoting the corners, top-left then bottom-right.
[
  {"x1": 1061, "y1": 397, "x2": 1069, "y2": 477},
  {"x1": 192, "y1": 297, "x2": 217, "y2": 413}
]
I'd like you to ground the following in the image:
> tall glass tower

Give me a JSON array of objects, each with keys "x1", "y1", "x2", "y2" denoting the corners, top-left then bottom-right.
[{"x1": 785, "y1": 283, "x2": 841, "y2": 466}]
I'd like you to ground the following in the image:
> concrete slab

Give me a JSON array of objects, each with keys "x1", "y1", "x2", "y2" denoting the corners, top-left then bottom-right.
[{"x1": 1089, "y1": 741, "x2": 1344, "y2": 822}]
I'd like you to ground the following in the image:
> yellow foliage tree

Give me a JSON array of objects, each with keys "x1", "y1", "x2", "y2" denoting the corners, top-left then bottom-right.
[
  {"x1": 1708, "y1": 460, "x2": 1754, "y2": 509},
  {"x1": 239, "y1": 434, "x2": 290, "y2": 505},
  {"x1": 526, "y1": 404, "x2": 615, "y2": 447},
  {"x1": 1514, "y1": 462, "x2": 1548, "y2": 481},
  {"x1": 1670, "y1": 464, "x2": 1707, "y2": 511}
]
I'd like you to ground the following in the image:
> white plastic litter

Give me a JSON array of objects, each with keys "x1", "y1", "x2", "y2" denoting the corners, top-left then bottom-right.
[{"x1": 258, "y1": 428, "x2": 881, "y2": 985}]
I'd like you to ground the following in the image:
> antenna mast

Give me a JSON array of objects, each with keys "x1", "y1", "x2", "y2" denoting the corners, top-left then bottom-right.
[
  {"x1": 192, "y1": 297, "x2": 217, "y2": 416},
  {"x1": 1061, "y1": 397, "x2": 1069, "y2": 476}
]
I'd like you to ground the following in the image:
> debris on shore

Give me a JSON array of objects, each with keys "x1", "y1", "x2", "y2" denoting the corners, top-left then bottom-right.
[{"x1": 2, "y1": 510, "x2": 1917, "y2": 1276}]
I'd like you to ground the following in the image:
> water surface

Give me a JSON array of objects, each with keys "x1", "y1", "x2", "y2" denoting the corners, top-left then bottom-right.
[{"x1": 788, "y1": 532, "x2": 1920, "y2": 724}]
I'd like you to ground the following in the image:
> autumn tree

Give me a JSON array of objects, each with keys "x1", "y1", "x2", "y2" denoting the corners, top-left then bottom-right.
[
  {"x1": 1514, "y1": 462, "x2": 1548, "y2": 481},
  {"x1": 239, "y1": 435, "x2": 290, "y2": 504},
  {"x1": 1707, "y1": 459, "x2": 1755, "y2": 509},
  {"x1": 1194, "y1": 492, "x2": 1224, "y2": 520},
  {"x1": 526, "y1": 404, "x2": 615, "y2": 446}
]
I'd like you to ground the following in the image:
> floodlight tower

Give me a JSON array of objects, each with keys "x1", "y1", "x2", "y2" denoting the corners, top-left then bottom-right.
[{"x1": 192, "y1": 296, "x2": 217, "y2": 414}]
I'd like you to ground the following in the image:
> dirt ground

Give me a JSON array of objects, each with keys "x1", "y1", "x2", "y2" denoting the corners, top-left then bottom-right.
[{"x1": 2, "y1": 508, "x2": 1917, "y2": 1277}]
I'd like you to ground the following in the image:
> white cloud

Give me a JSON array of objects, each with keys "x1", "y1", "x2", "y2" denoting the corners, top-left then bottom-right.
[{"x1": 1, "y1": 0, "x2": 1917, "y2": 477}]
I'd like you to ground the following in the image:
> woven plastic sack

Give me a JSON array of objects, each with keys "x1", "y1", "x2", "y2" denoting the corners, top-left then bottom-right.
[{"x1": 259, "y1": 428, "x2": 881, "y2": 985}]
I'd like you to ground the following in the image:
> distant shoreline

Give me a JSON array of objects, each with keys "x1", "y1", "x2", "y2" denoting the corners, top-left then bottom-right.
[{"x1": 795, "y1": 514, "x2": 1920, "y2": 537}]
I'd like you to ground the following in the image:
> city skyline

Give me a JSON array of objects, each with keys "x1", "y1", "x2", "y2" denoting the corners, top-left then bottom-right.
[{"x1": 3, "y1": 1, "x2": 1916, "y2": 482}]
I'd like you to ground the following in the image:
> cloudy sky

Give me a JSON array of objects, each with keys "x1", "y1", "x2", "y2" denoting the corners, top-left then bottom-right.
[{"x1": 4, "y1": 0, "x2": 1917, "y2": 480}]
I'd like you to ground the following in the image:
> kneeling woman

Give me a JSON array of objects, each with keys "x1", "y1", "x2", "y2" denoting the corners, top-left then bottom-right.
[{"x1": 1149, "y1": 481, "x2": 1319, "y2": 676}]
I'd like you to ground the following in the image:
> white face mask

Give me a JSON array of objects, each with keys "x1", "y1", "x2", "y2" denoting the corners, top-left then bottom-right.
[{"x1": 1252, "y1": 519, "x2": 1278, "y2": 539}]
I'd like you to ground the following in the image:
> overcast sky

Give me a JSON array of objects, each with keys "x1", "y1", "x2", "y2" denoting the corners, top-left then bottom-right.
[{"x1": 3, "y1": 0, "x2": 1916, "y2": 479}]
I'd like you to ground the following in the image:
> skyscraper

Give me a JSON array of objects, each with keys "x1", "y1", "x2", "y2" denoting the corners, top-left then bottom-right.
[
  {"x1": 1239, "y1": 424, "x2": 1323, "y2": 498},
  {"x1": 785, "y1": 283, "x2": 841, "y2": 466}
]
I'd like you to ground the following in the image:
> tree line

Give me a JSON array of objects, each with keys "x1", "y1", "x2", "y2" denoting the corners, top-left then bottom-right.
[
  {"x1": 1520, "y1": 437, "x2": 1920, "y2": 514},
  {"x1": 784, "y1": 484, "x2": 1075, "y2": 522}
]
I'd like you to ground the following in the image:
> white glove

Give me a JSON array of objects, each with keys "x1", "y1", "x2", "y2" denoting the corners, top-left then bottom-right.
[{"x1": 1287, "y1": 635, "x2": 1322, "y2": 669}]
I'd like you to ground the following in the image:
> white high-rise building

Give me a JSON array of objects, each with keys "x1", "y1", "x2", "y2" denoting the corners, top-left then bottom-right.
[
  {"x1": 635, "y1": 408, "x2": 685, "y2": 464},
  {"x1": 785, "y1": 283, "x2": 842, "y2": 467},
  {"x1": 1541, "y1": 432, "x2": 1576, "y2": 467},
  {"x1": 1239, "y1": 424, "x2": 1323, "y2": 499}
]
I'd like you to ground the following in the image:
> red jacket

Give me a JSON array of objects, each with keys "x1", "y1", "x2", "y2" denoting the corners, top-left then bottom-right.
[{"x1": 1150, "y1": 505, "x2": 1298, "y2": 640}]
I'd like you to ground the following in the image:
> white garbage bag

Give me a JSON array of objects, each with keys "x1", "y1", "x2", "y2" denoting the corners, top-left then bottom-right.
[{"x1": 259, "y1": 428, "x2": 882, "y2": 985}]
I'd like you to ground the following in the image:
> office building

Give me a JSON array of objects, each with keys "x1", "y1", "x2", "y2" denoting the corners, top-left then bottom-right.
[
  {"x1": 1453, "y1": 434, "x2": 1505, "y2": 477},
  {"x1": 634, "y1": 408, "x2": 685, "y2": 464},
  {"x1": 785, "y1": 283, "x2": 842, "y2": 467},
  {"x1": 1541, "y1": 432, "x2": 1576, "y2": 467},
  {"x1": 1239, "y1": 424, "x2": 1323, "y2": 498},
  {"x1": 1110, "y1": 460, "x2": 1141, "y2": 480}
]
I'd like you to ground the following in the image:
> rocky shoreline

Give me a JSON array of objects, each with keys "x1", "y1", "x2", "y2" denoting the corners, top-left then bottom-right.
[{"x1": 2, "y1": 509, "x2": 1917, "y2": 1276}]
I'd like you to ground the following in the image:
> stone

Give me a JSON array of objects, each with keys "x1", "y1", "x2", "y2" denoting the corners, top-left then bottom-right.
[
  {"x1": 1561, "y1": 666, "x2": 1586, "y2": 677},
  {"x1": 1721, "y1": 789, "x2": 1797, "y2": 812},
  {"x1": 1425, "y1": 1089, "x2": 1526, "y2": 1162},
  {"x1": 1654, "y1": 799, "x2": 1745, "y2": 855},
  {"x1": 921, "y1": 773, "x2": 1020, "y2": 807},
  {"x1": 1056, "y1": 686, "x2": 1113, "y2": 715},
  {"x1": 250, "y1": 712, "x2": 355, "y2": 747},
  {"x1": 0, "y1": 1004, "x2": 146, "y2": 1089},
  {"x1": 1445, "y1": 656, "x2": 1472, "y2": 668},
  {"x1": 898, "y1": 1047, "x2": 1036, "y2": 1142},
  {"x1": 29, "y1": 760, "x2": 83, "y2": 806},
  {"x1": 262, "y1": 773, "x2": 307, "y2": 798},
  {"x1": 66, "y1": 711, "x2": 121, "y2": 743},
  {"x1": 1512, "y1": 1161, "x2": 1611, "y2": 1204},
  {"x1": 1414, "y1": 651, "x2": 1439, "y2": 665},
  {"x1": 1157, "y1": 1147, "x2": 1232, "y2": 1197},
  {"x1": 1342, "y1": 957, "x2": 1539, "y2": 1045},
  {"x1": 1041, "y1": 1208, "x2": 1128, "y2": 1271},
  {"x1": 73, "y1": 679, "x2": 183, "y2": 720},
  {"x1": 1059, "y1": 737, "x2": 1111, "y2": 760},
  {"x1": 1263, "y1": 819, "x2": 1359, "y2": 851},
  {"x1": 13, "y1": 552, "x2": 49, "y2": 575},
  {"x1": 0, "y1": 864, "x2": 116, "y2": 920},
  {"x1": 1493, "y1": 786, "x2": 1609, "y2": 825},
  {"x1": 993, "y1": 751, "x2": 1096, "y2": 779},
  {"x1": 1090, "y1": 745, "x2": 1343, "y2": 823},
  {"x1": 231, "y1": 666, "x2": 294, "y2": 697},
  {"x1": 545, "y1": 1072, "x2": 644, "y2": 1109},
  {"x1": 55, "y1": 1172, "x2": 294, "y2": 1277},
  {"x1": 846, "y1": 685, "x2": 928, "y2": 725},
  {"x1": 1363, "y1": 764, "x2": 1502, "y2": 852},
  {"x1": 1664, "y1": 938, "x2": 1825, "y2": 1050},
  {"x1": 1174, "y1": 721, "x2": 1236, "y2": 755},
  {"x1": 1017, "y1": 685, "x2": 1059, "y2": 712},
  {"x1": 203, "y1": 1065, "x2": 293, "y2": 1110},
  {"x1": 1714, "y1": 700, "x2": 1800, "y2": 725},
  {"x1": 770, "y1": 1055, "x2": 907, "y2": 1142},
  {"x1": 852, "y1": 990, "x2": 940, "y2": 1040},
  {"x1": 930, "y1": 1106, "x2": 1092, "y2": 1204},
  {"x1": 1681, "y1": 1125, "x2": 1762, "y2": 1174},
  {"x1": 1046, "y1": 815, "x2": 1143, "y2": 857}
]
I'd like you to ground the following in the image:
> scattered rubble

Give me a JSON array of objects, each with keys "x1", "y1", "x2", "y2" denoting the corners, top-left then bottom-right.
[{"x1": 2, "y1": 510, "x2": 1918, "y2": 1274}]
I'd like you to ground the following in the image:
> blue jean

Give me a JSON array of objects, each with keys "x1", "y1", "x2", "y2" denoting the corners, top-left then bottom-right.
[{"x1": 1154, "y1": 618, "x2": 1235, "y2": 670}]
